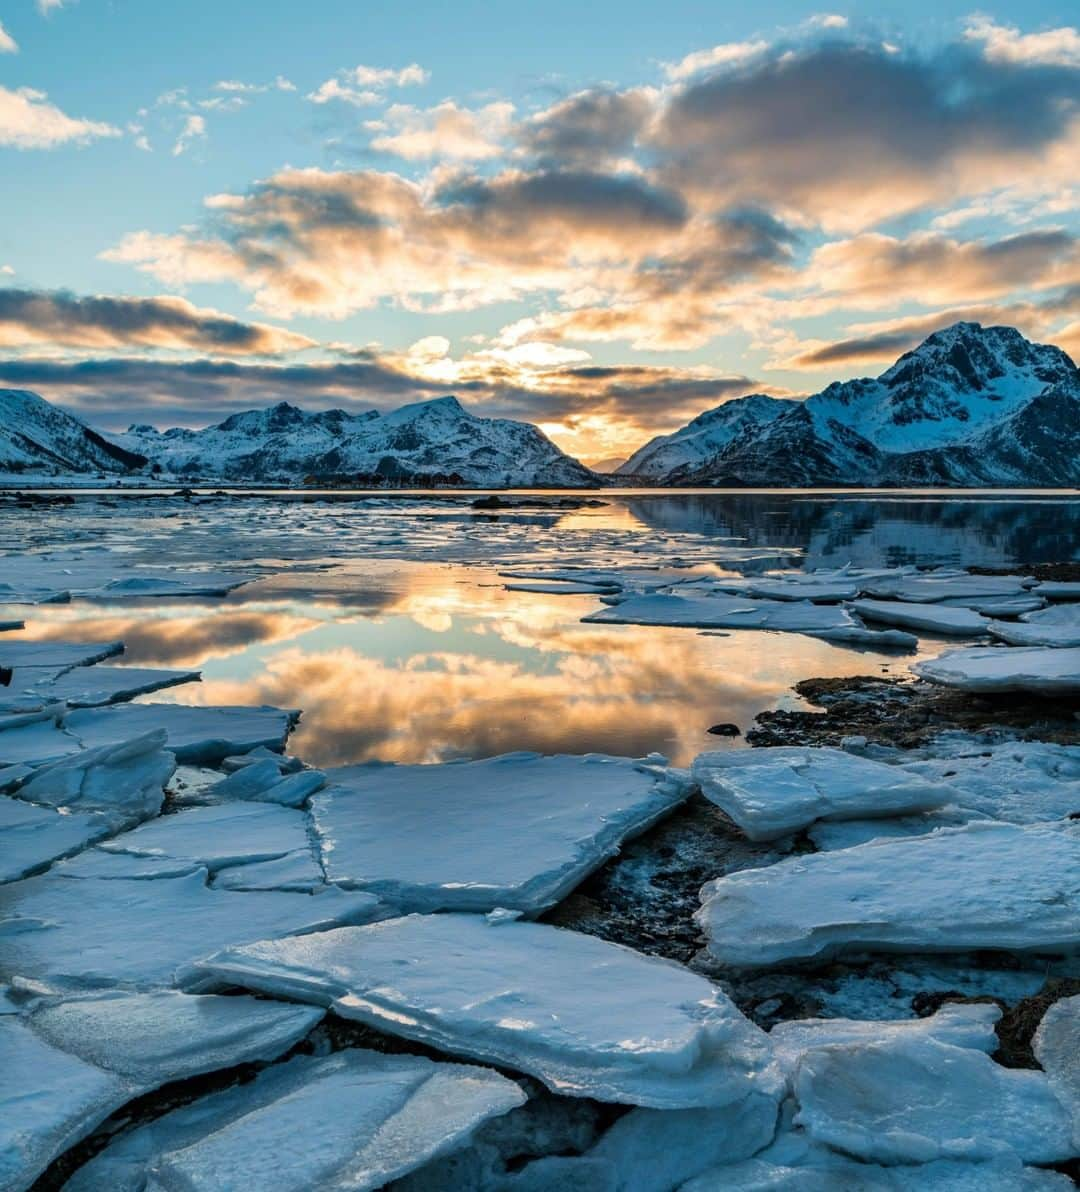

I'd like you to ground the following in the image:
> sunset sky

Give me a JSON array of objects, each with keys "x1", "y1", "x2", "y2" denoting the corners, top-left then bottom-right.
[{"x1": 1, "y1": 1, "x2": 1078, "y2": 463}]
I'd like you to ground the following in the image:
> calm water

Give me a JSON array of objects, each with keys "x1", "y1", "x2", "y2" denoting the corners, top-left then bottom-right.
[{"x1": 7, "y1": 491, "x2": 1078, "y2": 766}]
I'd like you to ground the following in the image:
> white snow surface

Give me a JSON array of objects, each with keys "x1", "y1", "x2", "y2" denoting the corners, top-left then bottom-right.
[
  {"x1": 1033, "y1": 994, "x2": 1080, "y2": 1148},
  {"x1": 12, "y1": 729, "x2": 174, "y2": 826},
  {"x1": 0, "y1": 870, "x2": 380, "y2": 991},
  {"x1": 914, "y1": 645, "x2": 1080, "y2": 692},
  {"x1": 0, "y1": 797, "x2": 110, "y2": 883},
  {"x1": 793, "y1": 1036, "x2": 1075, "y2": 1164},
  {"x1": 1, "y1": 992, "x2": 320, "y2": 1192},
  {"x1": 691, "y1": 746, "x2": 953, "y2": 841},
  {"x1": 311, "y1": 752, "x2": 694, "y2": 914},
  {"x1": 850, "y1": 598, "x2": 990, "y2": 636},
  {"x1": 99, "y1": 801, "x2": 315, "y2": 875},
  {"x1": 989, "y1": 602, "x2": 1080, "y2": 647},
  {"x1": 697, "y1": 821, "x2": 1080, "y2": 967},
  {"x1": 64, "y1": 702, "x2": 296, "y2": 763},
  {"x1": 189, "y1": 913, "x2": 784, "y2": 1109},
  {"x1": 63, "y1": 1049, "x2": 526, "y2": 1192}
]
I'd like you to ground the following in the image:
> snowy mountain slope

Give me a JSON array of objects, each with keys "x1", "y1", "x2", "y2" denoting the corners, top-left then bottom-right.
[
  {"x1": 116, "y1": 396, "x2": 599, "y2": 486},
  {"x1": 0, "y1": 389, "x2": 148, "y2": 476},
  {"x1": 616, "y1": 394, "x2": 798, "y2": 479},
  {"x1": 627, "y1": 324, "x2": 1079, "y2": 487}
]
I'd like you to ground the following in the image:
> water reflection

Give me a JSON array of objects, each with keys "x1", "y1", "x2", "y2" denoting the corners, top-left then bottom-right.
[{"x1": 8, "y1": 562, "x2": 917, "y2": 766}]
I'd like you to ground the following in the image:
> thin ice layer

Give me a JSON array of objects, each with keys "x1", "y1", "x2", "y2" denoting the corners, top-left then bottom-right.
[
  {"x1": 794, "y1": 1036, "x2": 1074, "y2": 1164},
  {"x1": 311, "y1": 753, "x2": 694, "y2": 913},
  {"x1": 691, "y1": 746, "x2": 952, "y2": 841},
  {"x1": 189, "y1": 913, "x2": 782, "y2": 1109},
  {"x1": 0, "y1": 797, "x2": 110, "y2": 883},
  {"x1": 0, "y1": 870, "x2": 380, "y2": 991},
  {"x1": 12, "y1": 729, "x2": 175, "y2": 827},
  {"x1": 64, "y1": 1050, "x2": 525, "y2": 1192},
  {"x1": 989, "y1": 603, "x2": 1080, "y2": 647},
  {"x1": 914, "y1": 645, "x2": 1080, "y2": 693},
  {"x1": 100, "y1": 801, "x2": 313, "y2": 875},
  {"x1": 697, "y1": 821, "x2": 1080, "y2": 967},
  {"x1": 851, "y1": 598, "x2": 990, "y2": 636},
  {"x1": 65, "y1": 702, "x2": 296, "y2": 764}
]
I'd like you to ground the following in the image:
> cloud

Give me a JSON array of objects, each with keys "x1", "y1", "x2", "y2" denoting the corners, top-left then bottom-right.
[
  {"x1": 105, "y1": 165, "x2": 690, "y2": 319},
  {"x1": 663, "y1": 40, "x2": 769, "y2": 81},
  {"x1": 964, "y1": 15, "x2": 1080, "y2": 68},
  {"x1": 0, "y1": 85, "x2": 120, "y2": 149},
  {"x1": 172, "y1": 113, "x2": 206, "y2": 156},
  {"x1": 0, "y1": 21, "x2": 17, "y2": 53},
  {"x1": 307, "y1": 63, "x2": 428, "y2": 106},
  {"x1": 651, "y1": 40, "x2": 1080, "y2": 230},
  {"x1": 0, "y1": 265, "x2": 13, "y2": 275},
  {"x1": 368, "y1": 100, "x2": 514, "y2": 160},
  {"x1": 0, "y1": 289, "x2": 315, "y2": 354},
  {"x1": 516, "y1": 87, "x2": 655, "y2": 165},
  {"x1": 804, "y1": 229, "x2": 1080, "y2": 307},
  {"x1": 37, "y1": 0, "x2": 66, "y2": 12}
]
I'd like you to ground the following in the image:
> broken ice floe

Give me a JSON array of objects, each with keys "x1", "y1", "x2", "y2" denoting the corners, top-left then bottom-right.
[
  {"x1": 181, "y1": 758, "x2": 326, "y2": 807},
  {"x1": 691, "y1": 746, "x2": 953, "y2": 841},
  {"x1": 311, "y1": 752, "x2": 693, "y2": 914},
  {"x1": 11, "y1": 664, "x2": 199, "y2": 710},
  {"x1": 62, "y1": 1049, "x2": 526, "y2": 1192},
  {"x1": 989, "y1": 602, "x2": 1080, "y2": 648},
  {"x1": 0, "y1": 798, "x2": 110, "y2": 884},
  {"x1": 697, "y1": 820, "x2": 1080, "y2": 967},
  {"x1": 64, "y1": 701, "x2": 296, "y2": 764},
  {"x1": 0, "y1": 991, "x2": 320, "y2": 1192},
  {"x1": 914, "y1": 644, "x2": 1080, "y2": 693},
  {"x1": 0, "y1": 869, "x2": 380, "y2": 991},
  {"x1": 190, "y1": 913, "x2": 783, "y2": 1109},
  {"x1": 0, "y1": 640, "x2": 123, "y2": 669},
  {"x1": 793, "y1": 1036, "x2": 1074, "y2": 1165},
  {"x1": 1033, "y1": 994, "x2": 1080, "y2": 1149},
  {"x1": 850, "y1": 598, "x2": 990, "y2": 636}
]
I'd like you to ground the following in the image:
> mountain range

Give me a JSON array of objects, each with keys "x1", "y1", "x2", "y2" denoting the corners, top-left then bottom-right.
[{"x1": 0, "y1": 322, "x2": 1077, "y2": 487}]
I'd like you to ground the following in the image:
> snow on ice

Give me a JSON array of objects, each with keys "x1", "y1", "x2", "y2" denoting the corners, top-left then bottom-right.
[{"x1": 914, "y1": 645, "x2": 1080, "y2": 693}]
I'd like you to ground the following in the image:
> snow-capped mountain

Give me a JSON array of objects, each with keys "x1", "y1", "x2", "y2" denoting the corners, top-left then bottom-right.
[
  {"x1": 617, "y1": 393, "x2": 798, "y2": 479},
  {"x1": 116, "y1": 395, "x2": 598, "y2": 486},
  {"x1": 0, "y1": 389, "x2": 148, "y2": 476},
  {"x1": 621, "y1": 324, "x2": 1079, "y2": 487}
]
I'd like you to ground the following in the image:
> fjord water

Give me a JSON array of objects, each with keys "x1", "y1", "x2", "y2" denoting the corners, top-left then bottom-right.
[{"x1": 6, "y1": 490, "x2": 1077, "y2": 767}]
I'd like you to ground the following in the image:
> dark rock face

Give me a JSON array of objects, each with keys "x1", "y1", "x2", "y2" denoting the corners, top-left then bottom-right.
[{"x1": 620, "y1": 323, "x2": 1080, "y2": 488}]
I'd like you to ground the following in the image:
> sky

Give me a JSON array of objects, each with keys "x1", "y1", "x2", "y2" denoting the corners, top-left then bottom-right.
[{"x1": 0, "y1": 1, "x2": 1078, "y2": 464}]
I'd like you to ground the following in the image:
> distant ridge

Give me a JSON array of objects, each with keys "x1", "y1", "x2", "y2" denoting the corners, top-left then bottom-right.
[{"x1": 616, "y1": 323, "x2": 1080, "y2": 487}]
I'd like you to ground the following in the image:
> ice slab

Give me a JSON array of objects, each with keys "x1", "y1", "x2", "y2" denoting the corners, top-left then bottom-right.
[
  {"x1": 64, "y1": 1049, "x2": 525, "y2": 1192},
  {"x1": 585, "y1": 1091, "x2": 779, "y2": 1192},
  {"x1": 794, "y1": 1036, "x2": 1074, "y2": 1164},
  {"x1": 100, "y1": 802, "x2": 313, "y2": 875},
  {"x1": 220, "y1": 746, "x2": 303, "y2": 774},
  {"x1": 697, "y1": 821, "x2": 1080, "y2": 967},
  {"x1": 897, "y1": 738, "x2": 1080, "y2": 824},
  {"x1": 29, "y1": 989, "x2": 322, "y2": 1085},
  {"x1": 691, "y1": 747, "x2": 953, "y2": 841},
  {"x1": 1033, "y1": 994, "x2": 1080, "y2": 1147},
  {"x1": 768, "y1": 1002, "x2": 1001, "y2": 1077},
  {"x1": 940, "y1": 595, "x2": 1047, "y2": 616},
  {"x1": 0, "y1": 640, "x2": 123, "y2": 669},
  {"x1": 913, "y1": 645, "x2": 1080, "y2": 693},
  {"x1": 505, "y1": 581, "x2": 619, "y2": 594},
  {"x1": 65, "y1": 702, "x2": 296, "y2": 764},
  {"x1": 851, "y1": 598, "x2": 990, "y2": 636},
  {"x1": 807, "y1": 809, "x2": 981, "y2": 850},
  {"x1": 989, "y1": 602, "x2": 1080, "y2": 648},
  {"x1": 863, "y1": 573, "x2": 1033, "y2": 603},
  {"x1": 0, "y1": 709, "x2": 81, "y2": 768},
  {"x1": 744, "y1": 578, "x2": 862, "y2": 602},
  {"x1": 0, "y1": 797, "x2": 110, "y2": 883},
  {"x1": 1033, "y1": 581, "x2": 1080, "y2": 599},
  {"x1": 13, "y1": 729, "x2": 174, "y2": 826},
  {"x1": 86, "y1": 571, "x2": 253, "y2": 599},
  {"x1": 211, "y1": 849, "x2": 326, "y2": 892},
  {"x1": 682, "y1": 1133, "x2": 1073, "y2": 1190},
  {"x1": 0, "y1": 870, "x2": 381, "y2": 991},
  {"x1": 34, "y1": 665, "x2": 200, "y2": 709},
  {"x1": 188, "y1": 759, "x2": 325, "y2": 807},
  {"x1": 0, "y1": 1016, "x2": 127, "y2": 1192},
  {"x1": 312, "y1": 753, "x2": 693, "y2": 914},
  {"x1": 191, "y1": 913, "x2": 783, "y2": 1109},
  {"x1": 584, "y1": 592, "x2": 916, "y2": 649}
]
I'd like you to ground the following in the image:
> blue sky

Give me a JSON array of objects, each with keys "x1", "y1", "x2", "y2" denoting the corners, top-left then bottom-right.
[{"x1": 1, "y1": 0, "x2": 1078, "y2": 461}]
